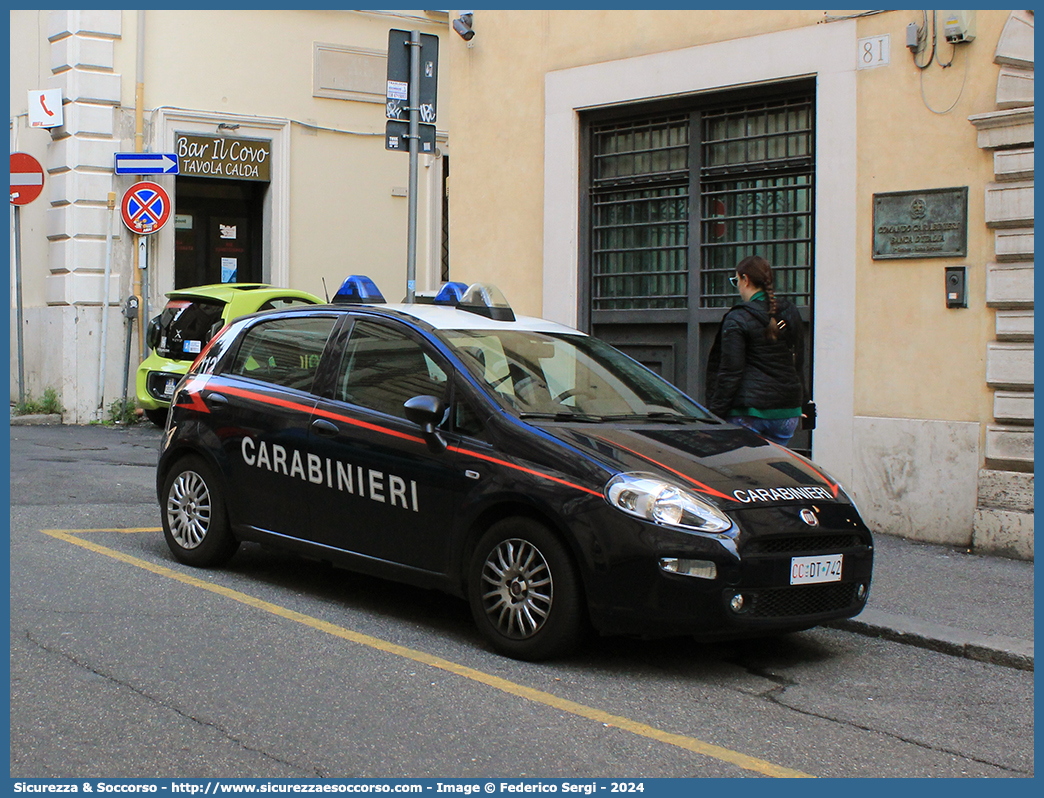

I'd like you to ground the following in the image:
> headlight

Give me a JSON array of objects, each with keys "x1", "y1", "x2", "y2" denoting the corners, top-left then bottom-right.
[{"x1": 605, "y1": 472, "x2": 734, "y2": 534}]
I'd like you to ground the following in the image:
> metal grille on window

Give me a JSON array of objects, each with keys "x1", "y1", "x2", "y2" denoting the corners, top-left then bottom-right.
[
  {"x1": 590, "y1": 116, "x2": 689, "y2": 310},
  {"x1": 700, "y1": 98, "x2": 814, "y2": 308}
]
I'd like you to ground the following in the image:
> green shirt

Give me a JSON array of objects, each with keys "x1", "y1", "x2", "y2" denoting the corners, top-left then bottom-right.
[{"x1": 728, "y1": 406, "x2": 801, "y2": 420}]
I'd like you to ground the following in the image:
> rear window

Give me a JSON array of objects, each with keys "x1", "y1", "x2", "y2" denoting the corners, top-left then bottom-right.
[
  {"x1": 156, "y1": 299, "x2": 226, "y2": 361},
  {"x1": 258, "y1": 297, "x2": 317, "y2": 312}
]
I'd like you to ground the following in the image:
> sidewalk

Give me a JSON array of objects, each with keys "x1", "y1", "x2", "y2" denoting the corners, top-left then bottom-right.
[
  {"x1": 829, "y1": 532, "x2": 1034, "y2": 671},
  {"x1": 8, "y1": 412, "x2": 1035, "y2": 670}
]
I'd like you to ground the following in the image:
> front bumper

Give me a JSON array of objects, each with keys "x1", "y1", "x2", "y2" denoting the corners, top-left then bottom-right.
[
  {"x1": 135, "y1": 356, "x2": 189, "y2": 410},
  {"x1": 580, "y1": 502, "x2": 874, "y2": 639}
]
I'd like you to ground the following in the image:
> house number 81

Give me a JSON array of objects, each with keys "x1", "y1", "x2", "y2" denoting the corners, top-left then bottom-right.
[{"x1": 857, "y1": 35, "x2": 890, "y2": 69}]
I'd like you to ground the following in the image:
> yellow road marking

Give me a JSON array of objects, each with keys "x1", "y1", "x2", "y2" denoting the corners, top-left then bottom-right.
[
  {"x1": 53, "y1": 527, "x2": 163, "y2": 534},
  {"x1": 42, "y1": 526, "x2": 814, "y2": 779}
]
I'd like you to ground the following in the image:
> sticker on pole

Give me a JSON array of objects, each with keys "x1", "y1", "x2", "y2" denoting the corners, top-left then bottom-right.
[
  {"x1": 10, "y1": 153, "x2": 45, "y2": 206},
  {"x1": 121, "y1": 181, "x2": 171, "y2": 235}
]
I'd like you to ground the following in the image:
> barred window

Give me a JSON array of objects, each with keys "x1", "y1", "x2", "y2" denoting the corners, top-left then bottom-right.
[
  {"x1": 588, "y1": 95, "x2": 814, "y2": 311},
  {"x1": 590, "y1": 117, "x2": 689, "y2": 310},
  {"x1": 700, "y1": 98, "x2": 814, "y2": 308}
]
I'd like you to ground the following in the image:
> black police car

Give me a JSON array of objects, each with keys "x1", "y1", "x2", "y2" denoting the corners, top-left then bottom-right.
[{"x1": 158, "y1": 277, "x2": 873, "y2": 660}]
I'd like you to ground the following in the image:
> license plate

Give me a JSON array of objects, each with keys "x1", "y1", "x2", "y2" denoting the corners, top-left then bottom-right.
[
  {"x1": 162, "y1": 378, "x2": 177, "y2": 398},
  {"x1": 790, "y1": 553, "x2": 843, "y2": 585}
]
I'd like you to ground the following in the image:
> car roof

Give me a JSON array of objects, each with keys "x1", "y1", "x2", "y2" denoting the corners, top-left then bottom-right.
[
  {"x1": 166, "y1": 283, "x2": 320, "y2": 304},
  {"x1": 310, "y1": 302, "x2": 585, "y2": 335},
  {"x1": 382, "y1": 303, "x2": 584, "y2": 334}
]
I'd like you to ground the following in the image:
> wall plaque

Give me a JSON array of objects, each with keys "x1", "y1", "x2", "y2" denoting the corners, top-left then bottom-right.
[
  {"x1": 175, "y1": 134, "x2": 271, "y2": 182},
  {"x1": 872, "y1": 187, "x2": 968, "y2": 259}
]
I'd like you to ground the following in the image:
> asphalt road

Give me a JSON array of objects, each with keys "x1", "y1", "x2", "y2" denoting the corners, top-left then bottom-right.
[{"x1": 9, "y1": 424, "x2": 1035, "y2": 779}]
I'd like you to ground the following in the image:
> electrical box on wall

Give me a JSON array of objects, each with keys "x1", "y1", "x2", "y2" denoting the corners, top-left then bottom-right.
[
  {"x1": 945, "y1": 266, "x2": 967, "y2": 308},
  {"x1": 941, "y1": 10, "x2": 976, "y2": 43}
]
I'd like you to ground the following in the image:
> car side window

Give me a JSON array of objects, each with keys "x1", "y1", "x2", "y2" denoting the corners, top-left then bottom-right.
[
  {"x1": 337, "y1": 320, "x2": 448, "y2": 419},
  {"x1": 229, "y1": 317, "x2": 336, "y2": 392}
]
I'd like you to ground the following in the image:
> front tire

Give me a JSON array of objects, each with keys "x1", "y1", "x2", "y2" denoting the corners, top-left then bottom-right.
[
  {"x1": 161, "y1": 455, "x2": 238, "y2": 567},
  {"x1": 468, "y1": 517, "x2": 585, "y2": 661}
]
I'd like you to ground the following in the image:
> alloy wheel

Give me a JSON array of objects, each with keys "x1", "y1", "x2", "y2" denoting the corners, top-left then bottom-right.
[
  {"x1": 479, "y1": 538, "x2": 554, "y2": 639},
  {"x1": 167, "y1": 470, "x2": 212, "y2": 550}
]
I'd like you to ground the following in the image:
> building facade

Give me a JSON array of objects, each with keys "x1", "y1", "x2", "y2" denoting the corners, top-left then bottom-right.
[
  {"x1": 10, "y1": 10, "x2": 451, "y2": 422},
  {"x1": 442, "y1": 10, "x2": 1034, "y2": 558}
]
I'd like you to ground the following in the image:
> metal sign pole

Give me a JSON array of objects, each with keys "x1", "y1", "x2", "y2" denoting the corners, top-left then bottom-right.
[
  {"x1": 405, "y1": 29, "x2": 421, "y2": 303},
  {"x1": 14, "y1": 204, "x2": 25, "y2": 405},
  {"x1": 97, "y1": 191, "x2": 116, "y2": 414},
  {"x1": 137, "y1": 235, "x2": 149, "y2": 359}
]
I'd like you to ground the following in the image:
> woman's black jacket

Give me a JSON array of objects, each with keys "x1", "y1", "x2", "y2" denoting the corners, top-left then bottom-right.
[{"x1": 706, "y1": 296, "x2": 805, "y2": 418}]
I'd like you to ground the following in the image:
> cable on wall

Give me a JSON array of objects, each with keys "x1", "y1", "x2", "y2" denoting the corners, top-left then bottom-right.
[{"x1": 920, "y1": 39, "x2": 971, "y2": 115}]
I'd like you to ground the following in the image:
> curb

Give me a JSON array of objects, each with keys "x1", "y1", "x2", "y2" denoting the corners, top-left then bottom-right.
[
  {"x1": 10, "y1": 413, "x2": 63, "y2": 426},
  {"x1": 829, "y1": 608, "x2": 1034, "y2": 672}
]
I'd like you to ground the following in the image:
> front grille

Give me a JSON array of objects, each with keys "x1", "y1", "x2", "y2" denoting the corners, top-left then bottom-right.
[
  {"x1": 744, "y1": 534, "x2": 863, "y2": 555},
  {"x1": 744, "y1": 582, "x2": 857, "y2": 619}
]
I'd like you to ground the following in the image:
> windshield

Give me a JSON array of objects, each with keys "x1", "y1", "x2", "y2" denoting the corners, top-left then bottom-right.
[
  {"x1": 440, "y1": 330, "x2": 715, "y2": 422},
  {"x1": 155, "y1": 299, "x2": 225, "y2": 361}
]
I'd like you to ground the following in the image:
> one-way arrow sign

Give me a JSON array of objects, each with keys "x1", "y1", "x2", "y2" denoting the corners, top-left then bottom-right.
[{"x1": 114, "y1": 153, "x2": 179, "y2": 175}]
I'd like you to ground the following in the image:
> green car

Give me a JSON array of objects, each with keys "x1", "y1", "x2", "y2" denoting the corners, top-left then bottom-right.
[{"x1": 136, "y1": 283, "x2": 322, "y2": 426}]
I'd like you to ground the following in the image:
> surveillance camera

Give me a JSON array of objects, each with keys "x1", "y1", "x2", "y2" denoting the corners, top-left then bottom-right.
[{"x1": 453, "y1": 11, "x2": 475, "y2": 41}]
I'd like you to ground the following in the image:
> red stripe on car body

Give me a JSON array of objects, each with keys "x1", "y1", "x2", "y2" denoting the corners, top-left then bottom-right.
[
  {"x1": 198, "y1": 383, "x2": 602, "y2": 498},
  {"x1": 594, "y1": 435, "x2": 738, "y2": 503},
  {"x1": 448, "y1": 446, "x2": 603, "y2": 498},
  {"x1": 767, "y1": 440, "x2": 840, "y2": 497}
]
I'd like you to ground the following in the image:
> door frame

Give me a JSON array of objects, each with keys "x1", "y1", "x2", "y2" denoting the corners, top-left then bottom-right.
[
  {"x1": 542, "y1": 21, "x2": 858, "y2": 482},
  {"x1": 578, "y1": 88, "x2": 816, "y2": 458},
  {"x1": 154, "y1": 108, "x2": 291, "y2": 301}
]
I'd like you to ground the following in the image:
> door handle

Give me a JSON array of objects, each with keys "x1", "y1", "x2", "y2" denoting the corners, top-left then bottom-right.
[
  {"x1": 206, "y1": 392, "x2": 229, "y2": 406},
  {"x1": 311, "y1": 418, "x2": 339, "y2": 436}
]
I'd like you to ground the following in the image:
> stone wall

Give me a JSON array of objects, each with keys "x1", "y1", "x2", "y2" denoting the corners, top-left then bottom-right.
[
  {"x1": 45, "y1": 10, "x2": 129, "y2": 423},
  {"x1": 969, "y1": 10, "x2": 1034, "y2": 560}
]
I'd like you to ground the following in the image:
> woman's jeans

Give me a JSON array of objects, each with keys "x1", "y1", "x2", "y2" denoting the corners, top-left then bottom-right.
[{"x1": 731, "y1": 415, "x2": 800, "y2": 446}]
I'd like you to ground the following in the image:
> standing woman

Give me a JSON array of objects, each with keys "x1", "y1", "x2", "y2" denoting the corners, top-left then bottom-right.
[{"x1": 707, "y1": 255, "x2": 805, "y2": 446}]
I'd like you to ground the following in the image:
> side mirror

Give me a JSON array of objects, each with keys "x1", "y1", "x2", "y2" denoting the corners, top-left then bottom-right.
[{"x1": 404, "y1": 395, "x2": 448, "y2": 453}]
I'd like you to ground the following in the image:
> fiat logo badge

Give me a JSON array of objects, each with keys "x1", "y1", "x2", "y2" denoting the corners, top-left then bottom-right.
[{"x1": 800, "y1": 509, "x2": 819, "y2": 527}]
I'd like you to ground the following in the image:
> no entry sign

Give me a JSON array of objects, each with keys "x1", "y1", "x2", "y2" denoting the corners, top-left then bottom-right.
[
  {"x1": 10, "y1": 152, "x2": 45, "y2": 205},
  {"x1": 122, "y1": 181, "x2": 171, "y2": 234}
]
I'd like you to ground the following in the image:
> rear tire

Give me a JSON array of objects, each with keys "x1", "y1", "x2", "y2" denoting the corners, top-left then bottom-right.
[
  {"x1": 468, "y1": 517, "x2": 585, "y2": 661},
  {"x1": 161, "y1": 455, "x2": 238, "y2": 567}
]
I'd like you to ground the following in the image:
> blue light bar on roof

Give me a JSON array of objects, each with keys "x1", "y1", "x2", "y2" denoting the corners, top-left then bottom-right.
[
  {"x1": 332, "y1": 275, "x2": 386, "y2": 304},
  {"x1": 433, "y1": 281, "x2": 468, "y2": 305}
]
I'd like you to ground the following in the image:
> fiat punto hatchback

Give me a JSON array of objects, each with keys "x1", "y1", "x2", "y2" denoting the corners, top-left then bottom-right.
[{"x1": 158, "y1": 277, "x2": 873, "y2": 660}]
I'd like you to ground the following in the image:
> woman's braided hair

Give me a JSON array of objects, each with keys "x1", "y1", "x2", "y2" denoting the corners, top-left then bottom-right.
[{"x1": 736, "y1": 255, "x2": 781, "y2": 341}]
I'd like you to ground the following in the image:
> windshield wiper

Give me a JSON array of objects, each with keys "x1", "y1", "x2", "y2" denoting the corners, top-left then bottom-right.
[
  {"x1": 519, "y1": 411, "x2": 604, "y2": 423},
  {"x1": 603, "y1": 412, "x2": 694, "y2": 424}
]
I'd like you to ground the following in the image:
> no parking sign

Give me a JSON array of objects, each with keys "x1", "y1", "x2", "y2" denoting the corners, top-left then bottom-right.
[{"x1": 121, "y1": 181, "x2": 171, "y2": 234}]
